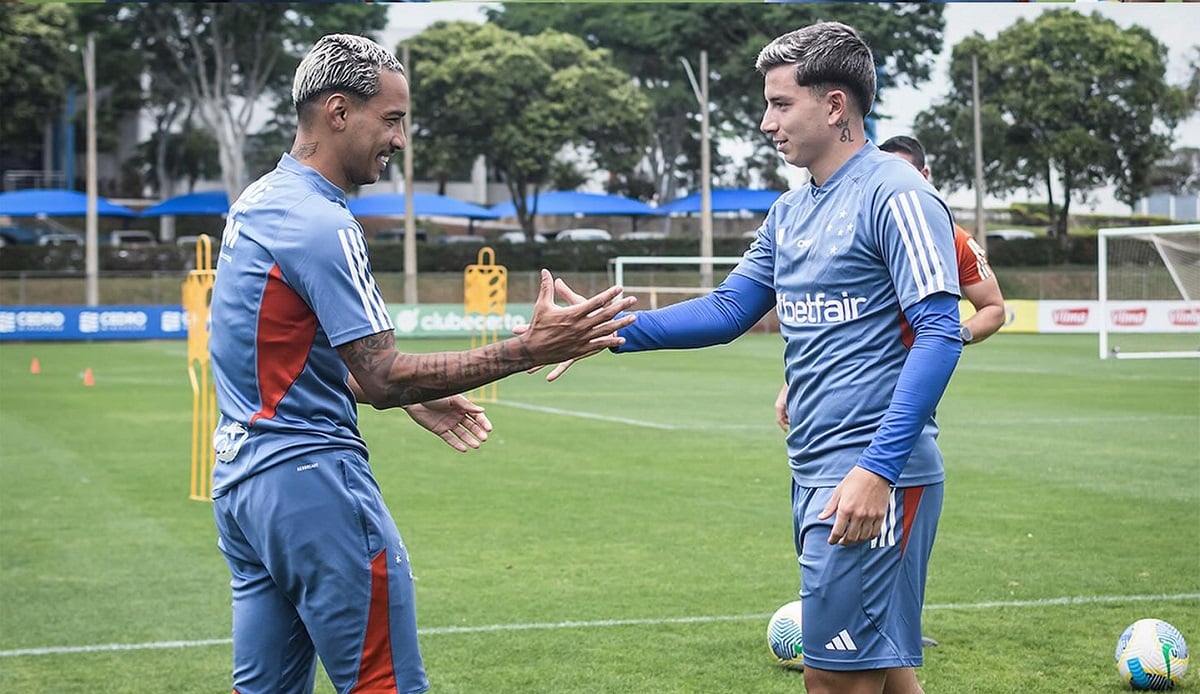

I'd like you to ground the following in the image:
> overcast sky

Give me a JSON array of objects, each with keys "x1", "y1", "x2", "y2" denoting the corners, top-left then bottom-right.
[{"x1": 381, "y1": 2, "x2": 1199, "y2": 212}]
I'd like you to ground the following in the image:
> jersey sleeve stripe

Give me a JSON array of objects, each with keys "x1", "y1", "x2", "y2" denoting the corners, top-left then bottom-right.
[
  {"x1": 337, "y1": 227, "x2": 392, "y2": 334},
  {"x1": 347, "y1": 228, "x2": 393, "y2": 330},
  {"x1": 889, "y1": 191, "x2": 947, "y2": 296}
]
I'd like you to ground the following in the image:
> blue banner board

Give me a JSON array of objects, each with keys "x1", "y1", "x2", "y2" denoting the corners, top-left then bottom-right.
[
  {"x1": 0, "y1": 305, "x2": 190, "y2": 341},
  {"x1": 0, "y1": 304, "x2": 537, "y2": 341}
]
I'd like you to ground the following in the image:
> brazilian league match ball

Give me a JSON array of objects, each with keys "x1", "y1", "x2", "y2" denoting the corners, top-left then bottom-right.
[
  {"x1": 767, "y1": 600, "x2": 804, "y2": 670},
  {"x1": 1114, "y1": 618, "x2": 1190, "y2": 690}
]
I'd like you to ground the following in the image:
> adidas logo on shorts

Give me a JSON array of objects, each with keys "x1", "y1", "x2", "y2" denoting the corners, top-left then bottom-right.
[{"x1": 824, "y1": 629, "x2": 858, "y2": 651}]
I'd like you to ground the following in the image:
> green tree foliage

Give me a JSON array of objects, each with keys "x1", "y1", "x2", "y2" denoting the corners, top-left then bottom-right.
[
  {"x1": 66, "y1": 4, "x2": 386, "y2": 198},
  {"x1": 407, "y1": 22, "x2": 653, "y2": 234},
  {"x1": 489, "y1": 3, "x2": 945, "y2": 201},
  {"x1": 0, "y1": 5, "x2": 76, "y2": 167},
  {"x1": 914, "y1": 10, "x2": 1189, "y2": 236}
]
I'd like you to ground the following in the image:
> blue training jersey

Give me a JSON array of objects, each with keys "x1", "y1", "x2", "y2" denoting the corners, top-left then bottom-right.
[
  {"x1": 207, "y1": 154, "x2": 393, "y2": 498},
  {"x1": 733, "y1": 142, "x2": 959, "y2": 487}
]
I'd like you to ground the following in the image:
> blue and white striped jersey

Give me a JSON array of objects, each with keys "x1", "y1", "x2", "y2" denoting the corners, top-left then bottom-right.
[
  {"x1": 733, "y1": 142, "x2": 959, "y2": 487},
  {"x1": 208, "y1": 154, "x2": 393, "y2": 497}
]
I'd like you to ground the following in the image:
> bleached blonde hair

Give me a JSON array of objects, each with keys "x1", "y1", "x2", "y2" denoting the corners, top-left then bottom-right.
[{"x1": 292, "y1": 34, "x2": 404, "y2": 116}]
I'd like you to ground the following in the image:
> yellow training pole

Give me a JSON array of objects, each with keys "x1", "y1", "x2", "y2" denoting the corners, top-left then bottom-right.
[
  {"x1": 183, "y1": 235, "x2": 217, "y2": 501},
  {"x1": 463, "y1": 247, "x2": 507, "y2": 403}
]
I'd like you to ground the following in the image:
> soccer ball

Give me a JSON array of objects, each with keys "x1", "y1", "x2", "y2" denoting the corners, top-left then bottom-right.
[
  {"x1": 767, "y1": 600, "x2": 804, "y2": 670},
  {"x1": 1115, "y1": 618, "x2": 1190, "y2": 690}
]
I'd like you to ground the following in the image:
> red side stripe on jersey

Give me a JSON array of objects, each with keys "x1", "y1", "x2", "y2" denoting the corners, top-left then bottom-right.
[
  {"x1": 898, "y1": 486, "x2": 924, "y2": 557},
  {"x1": 354, "y1": 550, "x2": 397, "y2": 692},
  {"x1": 249, "y1": 264, "x2": 317, "y2": 426}
]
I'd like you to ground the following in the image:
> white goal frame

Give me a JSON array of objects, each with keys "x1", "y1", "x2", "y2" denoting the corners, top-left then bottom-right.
[
  {"x1": 609, "y1": 256, "x2": 744, "y2": 309},
  {"x1": 1098, "y1": 223, "x2": 1200, "y2": 360}
]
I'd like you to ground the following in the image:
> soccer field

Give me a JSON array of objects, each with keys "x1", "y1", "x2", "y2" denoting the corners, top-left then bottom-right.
[{"x1": 0, "y1": 334, "x2": 1196, "y2": 693}]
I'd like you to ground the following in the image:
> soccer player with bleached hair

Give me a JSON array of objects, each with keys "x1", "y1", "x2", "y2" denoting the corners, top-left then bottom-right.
[
  {"x1": 207, "y1": 33, "x2": 636, "y2": 694},
  {"x1": 540, "y1": 21, "x2": 962, "y2": 694}
]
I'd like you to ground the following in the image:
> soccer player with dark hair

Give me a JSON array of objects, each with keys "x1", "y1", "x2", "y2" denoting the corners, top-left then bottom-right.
[
  {"x1": 207, "y1": 34, "x2": 635, "y2": 694},
  {"x1": 539, "y1": 21, "x2": 961, "y2": 694}
]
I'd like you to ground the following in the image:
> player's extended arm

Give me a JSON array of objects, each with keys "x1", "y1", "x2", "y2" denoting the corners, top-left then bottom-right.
[
  {"x1": 961, "y1": 274, "x2": 1005, "y2": 345},
  {"x1": 856, "y1": 291, "x2": 962, "y2": 483},
  {"x1": 614, "y1": 273, "x2": 776, "y2": 353},
  {"x1": 338, "y1": 269, "x2": 637, "y2": 409}
]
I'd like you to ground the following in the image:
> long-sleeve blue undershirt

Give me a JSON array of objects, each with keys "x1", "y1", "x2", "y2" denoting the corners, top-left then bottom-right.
[{"x1": 616, "y1": 274, "x2": 962, "y2": 483}]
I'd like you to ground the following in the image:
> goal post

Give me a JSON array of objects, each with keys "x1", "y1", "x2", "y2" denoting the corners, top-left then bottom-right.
[
  {"x1": 1098, "y1": 223, "x2": 1200, "y2": 359},
  {"x1": 610, "y1": 256, "x2": 744, "y2": 309}
]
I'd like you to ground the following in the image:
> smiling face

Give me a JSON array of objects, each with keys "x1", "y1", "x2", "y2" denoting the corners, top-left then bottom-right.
[
  {"x1": 340, "y1": 68, "x2": 409, "y2": 188},
  {"x1": 759, "y1": 64, "x2": 833, "y2": 171}
]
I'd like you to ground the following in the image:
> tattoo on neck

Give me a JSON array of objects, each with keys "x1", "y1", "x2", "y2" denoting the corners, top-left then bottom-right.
[
  {"x1": 837, "y1": 119, "x2": 853, "y2": 143},
  {"x1": 291, "y1": 142, "x2": 318, "y2": 160}
]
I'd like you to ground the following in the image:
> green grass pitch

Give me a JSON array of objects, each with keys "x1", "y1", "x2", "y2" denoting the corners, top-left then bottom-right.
[{"x1": 1, "y1": 334, "x2": 1197, "y2": 692}]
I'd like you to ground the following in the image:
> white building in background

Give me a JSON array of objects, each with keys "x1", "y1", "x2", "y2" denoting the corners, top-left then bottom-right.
[{"x1": 1138, "y1": 191, "x2": 1200, "y2": 222}]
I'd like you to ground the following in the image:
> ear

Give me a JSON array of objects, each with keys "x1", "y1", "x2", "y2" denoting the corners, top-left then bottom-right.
[
  {"x1": 826, "y1": 89, "x2": 849, "y2": 126},
  {"x1": 324, "y1": 93, "x2": 351, "y2": 133}
]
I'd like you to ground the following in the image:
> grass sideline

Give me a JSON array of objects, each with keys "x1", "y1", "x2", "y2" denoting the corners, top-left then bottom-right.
[{"x1": 0, "y1": 334, "x2": 1197, "y2": 693}]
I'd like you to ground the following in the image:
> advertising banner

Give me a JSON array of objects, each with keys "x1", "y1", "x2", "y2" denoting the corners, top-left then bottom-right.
[
  {"x1": 0, "y1": 305, "x2": 190, "y2": 341},
  {"x1": 2, "y1": 301, "x2": 1191, "y2": 341}
]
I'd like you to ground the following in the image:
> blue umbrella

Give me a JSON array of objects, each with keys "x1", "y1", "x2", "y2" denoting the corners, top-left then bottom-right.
[
  {"x1": 658, "y1": 188, "x2": 784, "y2": 214},
  {"x1": 140, "y1": 190, "x2": 229, "y2": 217},
  {"x1": 0, "y1": 189, "x2": 138, "y2": 217},
  {"x1": 488, "y1": 191, "x2": 661, "y2": 218},
  {"x1": 349, "y1": 192, "x2": 499, "y2": 219}
]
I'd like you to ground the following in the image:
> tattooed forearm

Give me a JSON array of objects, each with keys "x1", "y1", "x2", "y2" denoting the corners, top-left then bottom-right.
[
  {"x1": 837, "y1": 118, "x2": 853, "y2": 143},
  {"x1": 340, "y1": 331, "x2": 537, "y2": 409}
]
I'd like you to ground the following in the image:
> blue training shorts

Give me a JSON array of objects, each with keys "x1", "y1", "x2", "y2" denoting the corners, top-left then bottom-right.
[
  {"x1": 213, "y1": 448, "x2": 428, "y2": 694},
  {"x1": 792, "y1": 482, "x2": 943, "y2": 672}
]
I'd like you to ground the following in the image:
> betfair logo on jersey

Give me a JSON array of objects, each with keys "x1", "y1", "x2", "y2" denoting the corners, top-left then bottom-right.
[{"x1": 777, "y1": 291, "x2": 867, "y2": 325}]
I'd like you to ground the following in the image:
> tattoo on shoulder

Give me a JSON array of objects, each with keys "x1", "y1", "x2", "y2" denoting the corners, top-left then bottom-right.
[{"x1": 837, "y1": 119, "x2": 853, "y2": 143}]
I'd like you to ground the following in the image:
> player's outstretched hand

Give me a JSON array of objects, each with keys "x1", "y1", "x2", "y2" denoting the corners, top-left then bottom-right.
[
  {"x1": 515, "y1": 276, "x2": 631, "y2": 381},
  {"x1": 517, "y1": 270, "x2": 636, "y2": 374},
  {"x1": 404, "y1": 395, "x2": 493, "y2": 453}
]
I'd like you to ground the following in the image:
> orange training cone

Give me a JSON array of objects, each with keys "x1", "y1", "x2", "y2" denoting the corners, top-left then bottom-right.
[
  {"x1": 29, "y1": 358, "x2": 40, "y2": 374},
  {"x1": 82, "y1": 368, "x2": 95, "y2": 387}
]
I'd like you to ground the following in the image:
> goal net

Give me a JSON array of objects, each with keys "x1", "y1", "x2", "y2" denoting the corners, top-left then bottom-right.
[{"x1": 1098, "y1": 224, "x2": 1200, "y2": 359}]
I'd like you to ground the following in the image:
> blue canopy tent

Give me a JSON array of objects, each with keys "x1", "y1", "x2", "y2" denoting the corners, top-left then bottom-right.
[
  {"x1": 140, "y1": 190, "x2": 230, "y2": 217},
  {"x1": 658, "y1": 188, "x2": 784, "y2": 215},
  {"x1": 349, "y1": 193, "x2": 499, "y2": 236},
  {"x1": 0, "y1": 189, "x2": 138, "y2": 217},
  {"x1": 349, "y1": 193, "x2": 499, "y2": 219},
  {"x1": 488, "y1": 191, "x2": 661, "y2": 232}
]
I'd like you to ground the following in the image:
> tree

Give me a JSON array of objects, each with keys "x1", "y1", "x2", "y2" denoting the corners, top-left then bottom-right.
[
  {"x1": 82, "y1": 4, "x2": 386, "y2": 198},
  {"x1": 0, "y1": 5, "x2": 77, "y2": 171},
  {"x1": 1147, "y1": 146, "x2": 1200, "y2": 196},
  {"x1": 914, "y1": 10, "x2": 1189, "y2": 236},
  {"x1": 489, "y1": 3, "x2": 946, "y2": 202},
  {"x1": 409, "y1": 22, "x2": 653, "y2": 234}
]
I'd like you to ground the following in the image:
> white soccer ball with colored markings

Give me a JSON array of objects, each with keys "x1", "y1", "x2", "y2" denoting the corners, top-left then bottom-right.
[
  {"x1": 767, "y1": 600, "x2": 804, "y2": 670},
  {"x1": 1115, "y1": 618, "x2": 1189, "y2": 690}
]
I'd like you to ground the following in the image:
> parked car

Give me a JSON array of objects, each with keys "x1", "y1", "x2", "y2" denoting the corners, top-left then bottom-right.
[
  {"x1": 373, "y1": 227, "x2": 428, "y2": 243},
  {"x1": 986, "y1": 228, "x2": 1037, "y2": 241},
  {"x1": 554, "y1": 227, "x2": 612, "y2": 242},
  {"x1": 0, "y1": 225, "x2": 45, "y2": 246},
  {"x1": 37, "y1": 232, "x2": 84, "y2": 246},
  {"x1": 621, "y1": 231, "x2": 667, "y2": 241},
  {"x1": 435, "y1": 234, "x2": 486, "y2": 244},
  {"x1": 108, "y1": 229, "x2": 157, "y2": 246},
  {"x1": 498, "y1": 231, "x2": 547, "y2": 243}
]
